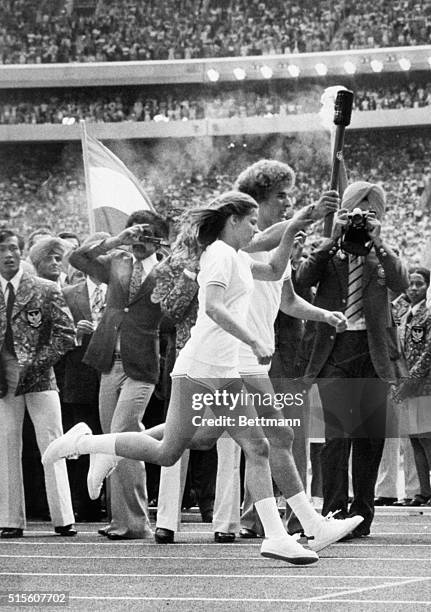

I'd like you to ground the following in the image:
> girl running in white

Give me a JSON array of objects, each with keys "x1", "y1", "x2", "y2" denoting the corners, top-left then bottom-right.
[{"x1": 43, "y1": 191, "x2": 318, "y2": 564}]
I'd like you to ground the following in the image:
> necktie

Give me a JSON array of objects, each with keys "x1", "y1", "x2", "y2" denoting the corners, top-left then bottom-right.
[
  {"x1": 129, "y1": 260, "x2": 143, "y2": 301},
  {"x1": 4, "y1": 282, "x2": 16, "y2": 355},
  {"x1": 92, "y1": 285, "x2": 105, "y2": 326},
  {"x1": 345, "y1": 255, "x2": 364, "y2": 324}
]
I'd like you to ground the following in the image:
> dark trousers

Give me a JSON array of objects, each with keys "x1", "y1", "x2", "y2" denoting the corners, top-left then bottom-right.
[
  {"x1": 409, "y1": 436, "x2": 431, "y2": 499},
  {"x1": 317, "y1": 331, "x2": 387, "y2": 531},
  {"x1": 183, "y1": 448, "x2": 218, "y2": 516}
]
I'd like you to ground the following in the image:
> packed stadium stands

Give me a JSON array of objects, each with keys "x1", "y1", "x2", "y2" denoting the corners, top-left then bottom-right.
[
  {"x1": 1, "y1": 0, "x2": 430, "y2": 267},
  {"x1": 1, "y1": 79, "x2": 431, "y2": 124},
  {"x1": 1, "y1": 0, "x2": 430, "y2": 64}
]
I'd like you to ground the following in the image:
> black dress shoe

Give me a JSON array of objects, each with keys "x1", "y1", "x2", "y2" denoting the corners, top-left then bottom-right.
[
  {"x1": 214, "y1": 532, "x2": 235, "y2": 543},
  {"x1": 105, "y1": 533, "x2": 131, "y2": 540},
  {"x1": 374, "y1": 496, "x2": 397, "y2": 506},
  {"x1": 54, "y1": 525, "x2": 77, "y2": 536},
  {"x1": 408, "y1": 495, "x2": 431, "y2": 506},
  {"x1": 1, "y1": 528, "x2": 23, "y2": 538},
  {"x1": 239, "y1": 527, "x2": 259, "y2": 539},
  {"x1": 392, "y1": 498, "x2": 412, "y2": 506},
  {"x1": 155, "y1": 527, "x2": 174, "y2": 544}
]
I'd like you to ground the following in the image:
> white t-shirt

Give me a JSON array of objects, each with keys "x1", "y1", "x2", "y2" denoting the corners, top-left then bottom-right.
[
  {"x1": 173, "y1": 240, "x2": 254, "y2": 374},
  {"x1": 239, "y1": 251, "x2": 291, "y2": 374}
]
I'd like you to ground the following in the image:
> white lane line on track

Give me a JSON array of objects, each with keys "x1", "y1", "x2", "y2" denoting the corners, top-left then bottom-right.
[
  {"x1": 305, "y1": 576, "x2": 431, "y2": 602},
  {"x1": 1, "y1": 556, "x2": 431, "y2": 562},
  {"x1": 61, "y1": 596, "x2": 431, "y2": 604},
  {"x1": 0, "y1": 571, "x2": 424, "y2": 579},
  {"x1": 1, "y1": 570, "x2": 430, "y2": 578},
  {"x1": 0, "y1": 572, "x2": 414, "y2": 579}
]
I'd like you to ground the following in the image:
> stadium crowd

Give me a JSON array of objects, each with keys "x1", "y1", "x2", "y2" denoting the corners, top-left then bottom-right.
[
  {"x1": 0, "y1": 129, "x2": 430, "y2": 265},
  {"x1": 1, "y1": 125, "x2": 431, "y2": 550},
  {"x1": 1, "y1": 80, "x2": 431, "y2": 125},
  {"x1": 0, "y1": 0, "x2": 430, "y2": 65},
  {"x1": 2, "y1": 141, "x2": 431, "y2": 540}
]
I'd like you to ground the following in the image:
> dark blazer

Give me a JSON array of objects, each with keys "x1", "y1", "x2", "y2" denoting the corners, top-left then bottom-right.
[
  {"x1": 0, "y1": 271, "x2": 76, "y2": 395},
  {"x1": 295, "y1": 238, "x2": 409, "y2": 384},
  {"x1": 69, "y1": 241, "x2": 163, "y2": 384},
  {"x1": 61, "y1": 280, "x2": 101, "y2": 404}
]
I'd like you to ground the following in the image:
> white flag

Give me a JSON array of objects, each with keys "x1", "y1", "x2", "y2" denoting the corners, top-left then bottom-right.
[{"x1": 81, "y1": 126, "x2": 154, "y2": 235}]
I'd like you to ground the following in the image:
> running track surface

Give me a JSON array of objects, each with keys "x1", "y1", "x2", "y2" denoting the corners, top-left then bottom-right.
[{"x1": 0, "y1": 509, "x2": 430, "y2": 611}]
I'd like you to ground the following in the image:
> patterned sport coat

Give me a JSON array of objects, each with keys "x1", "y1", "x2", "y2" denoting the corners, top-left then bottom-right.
[
  {"x1": 0, "y1": 271, "x2": 76, "y2": 395},
  {"x1": 397, "y1": 300, "x2": 431, "y2": 399}
]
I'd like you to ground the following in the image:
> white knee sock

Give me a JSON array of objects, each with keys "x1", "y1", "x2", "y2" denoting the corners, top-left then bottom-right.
[
  {"x1": 254, "y1": 497, "x2": 288, "y2": 539},
  {"x1": 77, "y1": 433, "x2": 117, "y2": 456},
  {"x1": 287, "y1": 491, "x2": 321, "y2": 534}
]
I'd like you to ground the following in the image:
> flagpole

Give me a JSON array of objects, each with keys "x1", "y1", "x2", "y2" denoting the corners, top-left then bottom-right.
[{"x1": 80, "y1": 119, "x2": 96, "y2": 234}]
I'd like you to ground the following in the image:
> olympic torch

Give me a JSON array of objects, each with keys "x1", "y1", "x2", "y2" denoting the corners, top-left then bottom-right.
[{"x1": 322, "y1": 88, "x2": 354, "y2": 237}]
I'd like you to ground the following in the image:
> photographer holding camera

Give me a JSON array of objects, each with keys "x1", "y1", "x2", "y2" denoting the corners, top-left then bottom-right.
[
  {"x1": 296, "y1": 181, "x2": 408, "y2": 538},
  {"x1": 69, "y1": 210, "x2": 169, "y2": 539}
]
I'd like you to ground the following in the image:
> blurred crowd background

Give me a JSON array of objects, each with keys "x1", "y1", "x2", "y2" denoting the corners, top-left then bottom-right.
[{"x1": 1, "y1": 128, "x2": 430, "y2": 265}]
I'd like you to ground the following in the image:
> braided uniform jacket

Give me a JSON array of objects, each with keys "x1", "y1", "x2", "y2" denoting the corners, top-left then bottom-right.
[
  {"x1": 399, "y1": 300, "x2": 431, "y2": 398},
  {"x1": 0, "y1": 271, "x2": 76, "y2": 395}
]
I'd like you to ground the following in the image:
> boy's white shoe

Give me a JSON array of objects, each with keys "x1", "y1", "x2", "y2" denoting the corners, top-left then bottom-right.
[
  {"x1": 260, "y1": 536, "x2": 319, "y2": 565},
  {"x1": 42, "y1": 423, "x2": 92, "y2": 465},
  {"x1": 88, "y1": 454, "x2": 120, "y2": 500},
  {"x1": 306, "y1": 513, "x2": 364, "y2": 552}
]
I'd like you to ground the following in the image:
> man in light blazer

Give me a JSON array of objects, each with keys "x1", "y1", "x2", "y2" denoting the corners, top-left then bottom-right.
[
  {"x1": 69, "y1": 211, "x2": 169, "y2": 539},
  {"x1": 0, "y1": 228, "x2": 76, "y2": 538},
  {"x1": 296, "y1": 181, "x2": 409, "y2": 537}
]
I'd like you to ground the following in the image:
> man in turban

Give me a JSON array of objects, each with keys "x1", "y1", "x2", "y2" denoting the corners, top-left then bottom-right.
[
  {"x1": 28, "y1": 237, "x2": 71, "y2": 285},
  {"x1": 296, "y1": 181, "x2": 409, "y2": 538}
]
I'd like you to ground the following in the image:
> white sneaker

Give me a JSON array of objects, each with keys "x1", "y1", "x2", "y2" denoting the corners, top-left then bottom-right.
[
  {"x1": 42, "y1": 423, "x2": 92, "y2": 465},
  {"x1": 88, "y1": 454, "x2": 120, "y2": 500},
  {"x1": 306, "y1": 512, "x2": 364, "y2": 552},
  {"x1": 260, "y1": 536, "x2": 319, "y2": 565}
]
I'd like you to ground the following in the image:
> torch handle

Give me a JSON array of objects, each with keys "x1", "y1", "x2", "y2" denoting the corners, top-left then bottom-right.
[{"x1": 323, "y1": 124, "x2": 346, "y2": 237}]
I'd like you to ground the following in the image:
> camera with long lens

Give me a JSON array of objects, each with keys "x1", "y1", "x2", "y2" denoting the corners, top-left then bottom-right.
[{"x1": 340, "y1": 207, "x2": 375, "y2": 256}]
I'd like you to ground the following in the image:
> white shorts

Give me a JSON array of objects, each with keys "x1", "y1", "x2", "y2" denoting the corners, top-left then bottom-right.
[{"x1": 171, "y1": 355, "x2": 240, "y2": 392}]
